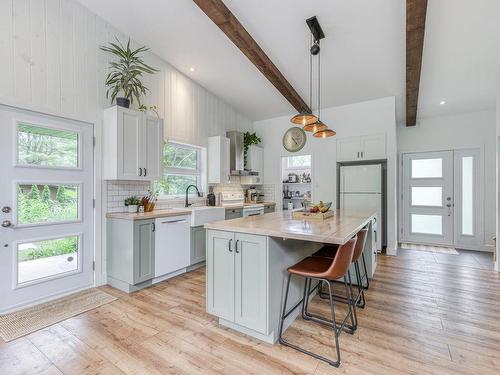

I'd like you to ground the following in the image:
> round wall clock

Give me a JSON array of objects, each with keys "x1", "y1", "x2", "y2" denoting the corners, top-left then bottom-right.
[{"x1": 283, "y1": 127, "x2": 307, "y2": 152}]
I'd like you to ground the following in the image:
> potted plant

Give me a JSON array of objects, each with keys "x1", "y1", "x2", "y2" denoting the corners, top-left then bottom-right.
[
  {"x1": 243, "y1": 132, "x2": 262, "y2": 168},
  {"x1": 100, "y1": 38, "x2": 158, "y2": 108},
  {"x1": 124, "y1": 196, "x2": 141, "y2": 213}
]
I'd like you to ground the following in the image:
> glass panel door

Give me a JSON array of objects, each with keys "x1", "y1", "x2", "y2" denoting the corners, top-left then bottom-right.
[
  {"x1": 402, "y1": 151, "x2": 454, "y2": 245},
  {"x1": 0, "y1": 106, "x2": 94, "y2": 313}
]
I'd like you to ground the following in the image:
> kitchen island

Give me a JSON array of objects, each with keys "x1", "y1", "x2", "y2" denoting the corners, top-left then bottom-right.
[{"x1": 204, "y1": 209, "x2": 377, "y2": 344}]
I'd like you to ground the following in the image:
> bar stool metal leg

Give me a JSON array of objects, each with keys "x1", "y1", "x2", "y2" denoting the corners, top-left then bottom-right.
[
  {"x1": 279, "y1": 274, "x2": 342, "y2": 367},
  {"x1": 361, "y1": 253, "x2": 370, "y2": 289},
  {"x1": 354, "y1": 261, "x2": 366, "y2": 308}
]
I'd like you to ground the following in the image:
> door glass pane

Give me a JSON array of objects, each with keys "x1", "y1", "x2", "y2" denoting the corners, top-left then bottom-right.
[
  {"x1": 411, "y1": 187, "x2": 442, "y2": 207},
  {"x1": 17, "y1": 184, "x2": 79, "y2": 225},
  {"x1": 411, "y1": 214, "x2": 442, "y2": 235},
  {"x1": 411, "y1": 158, "x2": 442, "y2": 178},
  {"x1": 462, "y1": 156, "x2": 474, "y2": 235},
  {"x1": 17, "y1": 123, "x2": 79, "y2": 168},
  {"x1": 17, "y1": 236, "x2": 79, "y2": 284}
]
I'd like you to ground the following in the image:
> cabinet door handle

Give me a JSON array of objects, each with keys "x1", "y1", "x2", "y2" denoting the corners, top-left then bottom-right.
[
  {"x1": 139, "y1": 168, "x2": 143, "y2": 176},
  {"x1": 357, "y1": 151, "x2": 360, "y2": 158},
  {"x1": 228, "y1": 238, "x2": 233, "y2": 252},
  {"x1": 235, "y1": 240, "x2": 240, "y2": 253},
  {"x1": 151, "y1": 222, "x2": 155, "y2": 232},
  {"x1": 361, "y1": 151, "x2": 364, "y2": 158},
  {"x1": 144, "y1": 168, "x2": 147, "y2": 177}
]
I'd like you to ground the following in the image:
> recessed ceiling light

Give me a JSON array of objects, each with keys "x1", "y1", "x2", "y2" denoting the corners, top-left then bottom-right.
[
  {"x1": 189, "y1": 67, "x2": 195, "y2": 72},
  {"x1": 439, "y1": 100, "x2": 446, "y2": 105}
]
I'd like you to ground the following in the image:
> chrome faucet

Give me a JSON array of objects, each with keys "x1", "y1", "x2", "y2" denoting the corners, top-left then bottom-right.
[{"x1": 185, "y1": 185, "x2": 202, "y2": 207}]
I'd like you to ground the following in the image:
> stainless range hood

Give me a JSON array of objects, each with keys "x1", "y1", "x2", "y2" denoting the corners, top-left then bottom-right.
[{"x1": 226, "y1": 131, "x2": 258, "y2": 176}]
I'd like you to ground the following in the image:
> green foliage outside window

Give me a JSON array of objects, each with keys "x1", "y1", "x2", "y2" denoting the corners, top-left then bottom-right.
[{"x1": 18, "y1": 184, "x2": 78, "y2": 225}]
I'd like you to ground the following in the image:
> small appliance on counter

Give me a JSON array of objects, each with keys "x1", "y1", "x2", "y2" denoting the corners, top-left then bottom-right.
[{"x1": 246, "y1": 187, "x2": 264, "y2": 203}]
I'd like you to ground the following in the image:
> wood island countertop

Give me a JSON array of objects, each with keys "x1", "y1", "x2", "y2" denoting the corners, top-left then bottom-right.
[
  {"x1": 106, "y1": 208, "x2": 192, "y2": 221},
  {"x1": 204, "y1": 209, "x2": 376, "y2": 245}
]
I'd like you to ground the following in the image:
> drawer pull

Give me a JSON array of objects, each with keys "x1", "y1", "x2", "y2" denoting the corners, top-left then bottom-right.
[{"x1": 161, "y1": 219, "x2": 187, "y2": 224}]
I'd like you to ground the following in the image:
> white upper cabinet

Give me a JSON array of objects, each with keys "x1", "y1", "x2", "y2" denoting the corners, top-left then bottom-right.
[
  {"x1": 103, "y1": 106, "x2": 164, "y2": 181},
  {"x1": 208, "y1": 136, "x2": 230, "y2": 184},
  {"x1": 247, "y1": 145, "x2": 264, "y2": 180},
  {"x1": 337, "y1": 134, "x2": 386, "y2": 162}
]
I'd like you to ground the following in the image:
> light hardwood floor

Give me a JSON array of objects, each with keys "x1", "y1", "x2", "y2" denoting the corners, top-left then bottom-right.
[{"x1": 1, "y1": 249, "x2": 500, "y2": 374}]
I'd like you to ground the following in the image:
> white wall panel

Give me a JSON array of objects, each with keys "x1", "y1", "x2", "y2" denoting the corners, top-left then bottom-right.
[
  {"x1": 0, "y1": 0, "x2": 251, "y2": 140},
  {"x1": 0, "y1": 0, "x2": 13, "y2": 99}
]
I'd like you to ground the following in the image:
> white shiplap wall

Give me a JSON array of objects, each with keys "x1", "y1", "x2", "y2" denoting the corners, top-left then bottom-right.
[
  {"x1": 0, "y1": 0, "x2": 253, "y2": 285},
  {"x1": 0, "y1": 0, "x2": 253, "y2": 145}
]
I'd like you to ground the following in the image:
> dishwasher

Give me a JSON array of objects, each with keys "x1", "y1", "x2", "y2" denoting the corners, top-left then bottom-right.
[{"x1": 154, "y1": 215, "x2": 190, "y2": 277}]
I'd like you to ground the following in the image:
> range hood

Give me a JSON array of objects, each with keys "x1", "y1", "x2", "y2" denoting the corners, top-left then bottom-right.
[{"x1": 226, "y1": 131, "x2": 258, "y2": 176}]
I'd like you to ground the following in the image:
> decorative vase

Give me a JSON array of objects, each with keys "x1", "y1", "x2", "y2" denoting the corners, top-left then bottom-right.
[
  {"x1": 116, "y1": 97, "x2": 130, "y2": 108},
  {"x1": 127, "y1": 204, "x2": 138, "y2": 213}
]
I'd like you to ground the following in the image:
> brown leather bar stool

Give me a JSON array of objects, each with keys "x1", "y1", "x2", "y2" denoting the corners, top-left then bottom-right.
[
  {"x1": 278, "y1": 237, "x2": 357, "y2": 367},
  {"x1": 314, "y1": 228, "x2": 369, "y2": 308}
]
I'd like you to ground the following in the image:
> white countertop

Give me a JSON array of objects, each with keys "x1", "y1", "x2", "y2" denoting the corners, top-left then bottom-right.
[{"x1": 204, "y1": 209, "x2": 376, "y2": 245}]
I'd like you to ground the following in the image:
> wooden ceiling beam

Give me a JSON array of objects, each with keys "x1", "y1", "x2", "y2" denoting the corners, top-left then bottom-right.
[
  {"x1": 193, "y1": 0, "x2": 310, "y2": 113},
  {"x1": 406, "y1": 0, "x2": 428, "y2": 126}
]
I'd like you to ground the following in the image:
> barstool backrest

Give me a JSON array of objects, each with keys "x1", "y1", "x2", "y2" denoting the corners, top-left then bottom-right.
[
  {"x1": 320, "y1": 236, "x2": 357, "y2": 281},
  {"x1": 352, "y1": 228, "x2": 368, "y2": 262}
]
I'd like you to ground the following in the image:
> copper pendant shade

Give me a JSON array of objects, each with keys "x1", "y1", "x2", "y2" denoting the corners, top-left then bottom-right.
[
  {"x1": 290, "y1": 111, "x2": 318, "y2": 126},
  {"x1": 303, "y1": 120, "x2": 327, "y2": 133},
  {"x1": 313, "y1": 128, "x2": 336, "y2": 138}
]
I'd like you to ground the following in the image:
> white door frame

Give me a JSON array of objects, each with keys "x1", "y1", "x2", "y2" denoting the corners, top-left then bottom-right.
[
  {"x1": 399, "y1": 147, "x2": 485, "y2": 251},
  {"x1": 401, "y1": 151, "x2": 454, "y2": 246},
  {"x1": 0, "y1": 105, "x2": 96, "y2": 313}
]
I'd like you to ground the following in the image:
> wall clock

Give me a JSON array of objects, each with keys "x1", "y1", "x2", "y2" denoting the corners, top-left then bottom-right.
[{"x1": 283, "y1": 127, "x2": 307, "y2": 152}]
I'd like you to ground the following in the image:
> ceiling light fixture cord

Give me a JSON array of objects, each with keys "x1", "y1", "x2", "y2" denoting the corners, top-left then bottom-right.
[
  {"x1": 317, "y1": 41, "x2": 321, "y2": 121},
  {"x1": 309, "y1": 33, "x2": 313, "y2": 113}
]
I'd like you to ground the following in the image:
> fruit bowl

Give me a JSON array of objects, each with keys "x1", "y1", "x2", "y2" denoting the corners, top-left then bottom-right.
[{"x1": 308, "y1": 201, "x2": 332, "y2": 213}]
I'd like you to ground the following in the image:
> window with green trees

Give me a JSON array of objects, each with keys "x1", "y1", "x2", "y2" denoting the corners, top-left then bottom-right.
[
  {"x1": 17, "y1": 123, "x2": 79, "y2": 168},
  {"x1": 17, "y1": 184, "x2": 79, "y2": 225},
  {"x1": 155, "y1": 142, "x2": 201, "y2": 197}
]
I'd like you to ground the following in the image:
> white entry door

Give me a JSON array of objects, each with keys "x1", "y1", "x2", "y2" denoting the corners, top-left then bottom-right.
[
  {"x1": 402, "y1": 149, "x2": 483, "y2": 249},
  {"x1": 402, "y1": 151, "x2": 454, "y2": 245},
  {"x1": 0, "y1": 106, "x2": 94, "y2": 313}
]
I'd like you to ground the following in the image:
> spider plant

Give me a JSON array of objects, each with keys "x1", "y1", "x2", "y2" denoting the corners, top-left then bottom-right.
[{"x1": 100, "y1": 38, "x2": 158, "y2": 108}]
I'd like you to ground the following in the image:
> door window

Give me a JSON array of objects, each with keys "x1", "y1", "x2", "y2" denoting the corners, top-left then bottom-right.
[
  {"x1": 411, "y1": 158, "x2": 442, "y2": 178},
  {"x1": 17, "y1": 123, "x2": 80, "y2": 168},
  {"x1": 16, "y1": 183, "x2": 80, "y2": 225},
  {"x1": 17, "y1": 235, "x2": 80, "y2": 286}
]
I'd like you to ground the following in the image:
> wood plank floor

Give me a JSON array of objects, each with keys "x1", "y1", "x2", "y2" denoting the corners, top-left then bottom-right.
[{"x1": 1, "y1": 249, "x2": 500, "y2": 374}]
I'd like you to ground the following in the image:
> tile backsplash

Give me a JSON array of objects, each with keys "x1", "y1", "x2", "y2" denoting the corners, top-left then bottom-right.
[{"x1": 105, "y1": 180, "x2": 277, "y2": 213}]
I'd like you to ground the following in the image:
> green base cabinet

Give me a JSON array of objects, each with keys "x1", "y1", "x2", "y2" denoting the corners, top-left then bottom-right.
[
  {"x1": 107, "y1": 218, "x2": 155, "y2": 291},
  {"x1": 206, "y1": 230, "x2": 268, "y2": 334},
  {"x1": 190, "y1": 225, "x2": 206, "y2": 265},
  {"x1": 225, "y1": 208, "x2": 243, "y2": 220}
]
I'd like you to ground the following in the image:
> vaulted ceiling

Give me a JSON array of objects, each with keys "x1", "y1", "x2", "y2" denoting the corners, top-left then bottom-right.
[{"x1": 78, "y1": 0, "x2": 500, "y2": 124}]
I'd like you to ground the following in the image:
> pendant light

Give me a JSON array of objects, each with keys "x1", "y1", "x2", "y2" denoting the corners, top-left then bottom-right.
[
  {"x1": 310, "y1": 39, "x2": 335, "y2": 138},
  {"x1": 290, "y1": 34, "x2": 318, "y2": 126},
  {"x1": 311, "y1": 49, "x2": 337, "y2": 138}
]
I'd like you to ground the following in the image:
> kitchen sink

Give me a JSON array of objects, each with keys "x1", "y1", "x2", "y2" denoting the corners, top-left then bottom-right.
[{"x1": 190, "y1": 206, "x2": 225, "y2": 227}]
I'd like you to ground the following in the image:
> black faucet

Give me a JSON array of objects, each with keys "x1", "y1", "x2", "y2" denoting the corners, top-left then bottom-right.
[{"x1": 185, "y1": 185, "x2": 202, "y2": 207}]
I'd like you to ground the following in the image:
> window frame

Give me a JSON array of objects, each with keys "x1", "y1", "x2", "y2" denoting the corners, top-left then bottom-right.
[
  {"x1": 157, "y1": 141, "x2": 203, "y2": 199},
  {"x1": 15, "y1": 120, "x2": 82, "y2": 171},
  {"x1": 286, "y1": 154, "x2": 312, "y2": 169}
]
